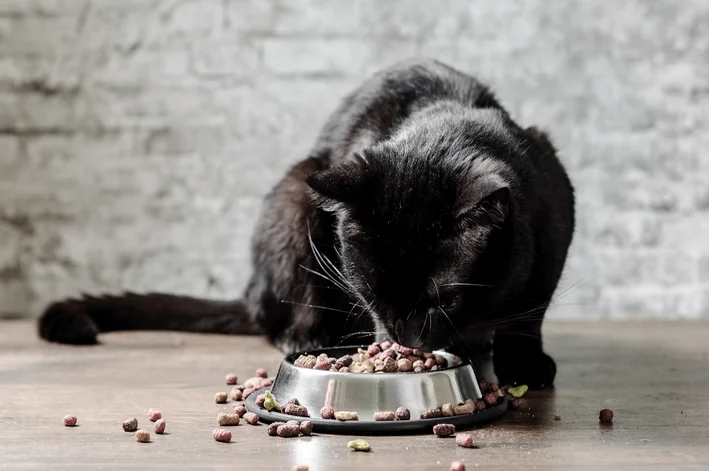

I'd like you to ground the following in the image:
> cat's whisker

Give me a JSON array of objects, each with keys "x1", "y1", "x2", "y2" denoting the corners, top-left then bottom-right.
[
  {"x1": 335, "y1": 330, "x2": 387, "y2": 345},
  {"x1": 440, "y1": 282, "x2": 494, "y2": 288},
  {"x1": 306, "y1": 224, "x2": 353, "y2": 295},
  {"x1": 297, "y1": 264, "x2": 350, "y2": 295},
  {"x1": 279, "y1": 300, "x2": 354, "y2": 315}
]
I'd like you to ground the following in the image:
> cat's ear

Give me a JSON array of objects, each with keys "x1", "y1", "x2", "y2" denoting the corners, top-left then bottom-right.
[
  {"x1": 477, "y1": 186, "x2": 509, "y2": 225},
  {"x1": 305, "y1": 154, "x2": 371, "y2": 212},
  {"x1": 455, "y1": 182, "x2": 510, "y2": 228}
]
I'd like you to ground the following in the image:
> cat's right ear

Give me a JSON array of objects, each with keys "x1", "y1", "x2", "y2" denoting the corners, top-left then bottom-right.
[{"x1": 305, "y1": 154, "x2": 371, "y2": 212}]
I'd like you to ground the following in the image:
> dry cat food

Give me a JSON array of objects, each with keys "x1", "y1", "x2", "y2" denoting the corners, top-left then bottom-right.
[
  {"x1": 293, "y1": 341, "x2": 455, "y2": 374},
  {"x1": 450, "y1": 461, "x2": 466, "y2": 471},
  {"x1": 320, "y1": 406, "x2": 335, "y2": 420},
  {"x1": 455, "y1": 433, "x2": 474, "y2": 448},
  {"x1": 554, "y1": 414, "x2": 561, "y2": 421},
  {"x1": 256, "y1": 368, "x2": 268, "y2": 378},
  {"x1": 148, "y1": 408, "x2": 163, "y2": 422},
  {"x1": 283, "y1": 402, "x2": 310, "y2": 417},
  {"x1": 334, "y1": 411, "x2": 359, "y2": 421},
  {"x1": 243, "y1": 412, "x2": 259, "y2": 425},
  {"x1": 214, "y1": 392, "x2": 229, "y2": 404},
  {"x1": 213, "y1": 428, "x2": 232, "y2": 443},
  {"x1": 507, "y1": 384, "x2": 528, "y2": 398},
  {"x1": 347, "y1": 439, "x2": 371, "y2": 452},
  {"x1": 255, "y1": 394, "x2": 266, "y2": 408},
  {"x1": 300, "y1": 420, "x2": 313, "y2": 436},
  {"x1": 268, "y1": 421, "x2": 285, "y2": 436},
  {"x1": 395, "y1": 407, "x2": 411, "y2": 421},
  {"x1": 420, "y1": 408, "x2": 443, "y2": 419},
  {"x1": 233, "y1": 405, "x2": 247, "y2": 417},
  {"x1": 225, "y1": 373, "x2": 238, "y2": 385},
  {"x1": 231, "y1": 388, "x2": 243, "y2": 401},
  {"x1": 293, "y1": 466, "x2": 309, "y2": 471},
  {"x1": 154, "y1": 418, "x2": 166, "y2": 434},
  {"x1": 276, "y1": 420, "x2": 301, "y2": 437},
  {"x1": 264, "y1": 391, "x2": 281, "y2": 412},
  {"x1": 599, "y1": 409, "x2": 614, "y2": 423},
  {"x1": 135, "y1": 430, "x2": 150, "y2": 443},
  {"x1": 218, "y1": 413, "x2": 240, "y2": 426},
  {"x1": 63, "y1": 415, "x2": 77, "y2": 427},
  {"x1": 373, "y1": 411, "x2": 396, "y2": 421},
  {"x1": 433, "y1": 423, "x2": 456, "y2": 437},
  {"x1": 122, "y1": 417, "x2": 138, "y2": 432}
]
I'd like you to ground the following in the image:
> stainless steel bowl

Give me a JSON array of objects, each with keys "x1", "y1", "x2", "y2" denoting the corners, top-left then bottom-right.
[{"x1": 245, "y1": 346, "x2": 506, "y2": 434}]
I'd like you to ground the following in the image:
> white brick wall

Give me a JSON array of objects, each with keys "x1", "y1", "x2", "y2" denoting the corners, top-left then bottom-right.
[{"x1": 1, "y1": 0, "x2": 708, "y2": 319}]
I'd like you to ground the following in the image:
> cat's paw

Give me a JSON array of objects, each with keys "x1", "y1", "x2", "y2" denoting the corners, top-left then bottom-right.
[
  {"x1": 38, "y1": 301, "x2": 99, "y2": 345},
  {"x1": 494, "y1": 350, "x2": 556, "y2": 389}
]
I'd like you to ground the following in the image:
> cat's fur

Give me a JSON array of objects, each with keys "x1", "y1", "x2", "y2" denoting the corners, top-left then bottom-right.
[{"x1": 38, "y1": 59, "x2": 574, "y2": 388}]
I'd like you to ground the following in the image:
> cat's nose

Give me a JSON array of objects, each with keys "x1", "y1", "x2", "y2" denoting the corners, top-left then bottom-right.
[{"x1": 393, "y1": 318, "x2": 429, "y2": 350}]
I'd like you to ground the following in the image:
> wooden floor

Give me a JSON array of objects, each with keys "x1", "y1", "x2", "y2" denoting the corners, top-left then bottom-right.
[{"x1": 1, "y1": 320, "x2": 708, "y2": 470}]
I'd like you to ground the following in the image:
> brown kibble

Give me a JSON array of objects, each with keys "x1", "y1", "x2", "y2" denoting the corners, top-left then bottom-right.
[
  {"x1": 218, "y1": 412, "x2": 240, "y2": 426},
  {"x1": 214, "y1": 392, "x2": 228, "y2": 404},
  {"x1": 479, "y1": 380, "x2": 490, "y2": 392},
  {"x1": 450, "y1": 461, "x2": 466, "y2": 471},
  {"x1": 395, "y1": 407, "x2": 411, "y2": 421},
  {"x1": 483, "y1": 392, "x2": 497, "y2": 406},
  {"x1": 233, "y1": 405, "x2": 247, "y2": 417},
  {"x1": 255, "y1": 394, "x2": 266, "y2": 408},
  {"x1": 424, "y1": 358, "x2": 436, "y2": 369},
  {"x1": 300, "y1": 420, "x2": 313, "y2": 436},
  {"x1": 242, "y1": 387, "x2": 255, "y2": 399},
  {"x1": 122, "y1": 417, "x2": 138, "y2": 432},
  {"x1": 554, "y1": 414, "x2": 561, "y2": 421},
  {"x1": 434, "y1": 354, "x2": 447, "y2": 367},
  {"x1": 244, "y1": 376, "x2": 264, "y2": 389},
  {"x1": 154, "y1": 418, "x2": 166, "y2": 434},
  {"x1": 456, "y1": 433, "x2": 474, "y2": 448},
  {"x1": 285, "y1": 398, "x2": 300, "y2": 406},
  {"x1": 380, "y1": 341, "x2": 392, "y2": 350},
  {"x1": 442, "y1": 403, "x2": 455, "y2": 417},
  {"x1": 213, "y1": 428, "x2": 231, "y2": 442},
  {"x1": 284, "y1": 403, "x2": 309, "y2": 417},
  {"x1": 373, "y1": 411, "x2": 396, "y2": 421},
  {"x1": 63, "y1": 415, "x2": 77, "y2": 427},
  {"x1": 599, "y1": 409, "x2": 614, "y2": 423},
  {"x1": 433, "y1": 423, "x2": 456, "y2": 437},
  {"x1": 256, "y1": 368, "x2": 268, "y2": 378},
  {"x1": 135, "y1": 430, "x2": 150, "y2": 443},
  {"x1": 295, "y1": 354, "x2": 317, "y2": 369},
  {"x1": 334, "y1": 411, "x2": 359, "y2": 421},
  {"x1": 508, "y1": 398, "x2": 523, "y2": 410},
  {"x1": 225, "y1": 373, "x2": 238, "y2": 385},
  {"x1": 268, "y1": 421, "x2": 286, "y2": 436},
  {"x1": 475, "y1": 399, "x2": 486, "y2": 411},
  {"x1": 148, "y1": 408, "x2": 163, "y2": 421},
  {"x1": 367, "y1": 344, "x2": 381, "y2": 356},
  {"x1": 231, "y1": 388, "x2": 243, "y2": 401},
  {"x1": 320, "y1": 406, "x2": 335, "y2": 420},
  {"x1": 293, "y1": 466, "x2": 309, "y2": 471},
  {"x1": 393, "y1": 343, "x2": 413, "y2": 356},
  {"x1": 276, "y1": 422, "x2": 300, "y2": 437},
  {"x1": 382, "y1": 357, "x2": 397, "y2": 372},
  {"x1": 453, "y1": 402, "x2": 475, "y2": 415},
  {"x1": 243, "y1": 412, "x2": 259, "y2": 425},
  {"x1": 412, "y1": 359, "x2": 424, "y2": 369},
  {"x1": 339, "y1": 367, "x2": 351, "y2": 373},
  {"x1": 397, "y1": 358, "x2": 413, "y2": 372},
  {"x1": 420, "y1": 408, "x2": 443, "y2": 419}
]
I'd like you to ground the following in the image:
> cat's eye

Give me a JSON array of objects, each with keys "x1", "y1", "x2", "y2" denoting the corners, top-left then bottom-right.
[{"x1": 439, "y1": 292, "x2": 460, "y2": 311}]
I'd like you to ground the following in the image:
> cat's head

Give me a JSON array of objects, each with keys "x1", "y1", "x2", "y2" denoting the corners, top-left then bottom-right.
[{"x1": 306, "y1": 108, "x2": 534, "y2": 350}]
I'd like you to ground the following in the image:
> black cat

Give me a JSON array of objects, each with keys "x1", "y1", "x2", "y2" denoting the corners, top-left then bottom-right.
[{"x1": 38, "y1": 59, "x2": 574, "y2": 388}]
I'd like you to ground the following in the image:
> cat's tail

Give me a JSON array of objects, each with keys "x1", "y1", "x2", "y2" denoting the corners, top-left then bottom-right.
[{"x1": 37, "y1": 292, "x2": 261, "y2": 345}]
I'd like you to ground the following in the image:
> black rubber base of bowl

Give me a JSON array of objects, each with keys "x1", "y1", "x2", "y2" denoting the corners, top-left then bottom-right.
[{"x1": 245, "y1": 393, "x2": 507, "y2": 435}]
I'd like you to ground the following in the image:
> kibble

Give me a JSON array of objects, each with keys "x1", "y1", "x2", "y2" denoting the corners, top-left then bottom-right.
[
  {"x1": 263, "y1": 390, "x2": 281, "y2": 412},
  {"x1": 507, "y1": 384, "x2": 528, "y2": 398},
  {"x1": 243, "y1": 412, "x2": 259, "y2": 425},
  {"x1": 63, "y1": 415, "x2": 77, "y2": 427},
  {"x1": 135, "y1": 430, "x2": 150, "y2": 443},
  {"x1": 453, "y1": 400, "x2": 475, "y2": 415},
  {"x1": 554, "y1": 414, "x2": 561, "y2": 421},
  {"x1": 395, "y1": 407, "x2": 411, "y2": 421},
  {"x1": 225, "y1": 373, "x2": 238, "y2": 385},
  {"x1": 154, "y1": 418, "x2": 166, "y2": 434},
  {"x1": 420, "y1": 408, "x2": 443, "y2": 419},
  {"x1": 334, "y1": 411, "x2": 359, "y2": 421},
  {"x1": 433, "y1": 423, "x2": 456, "y2": 437},
  {"x1": 373, "y1": 411, "x2": 396, "y2": 421},
  {"x1": 285, "y1": 398, "x2": 300, "y2": 406},
  {"x1": 218, "y1": 412, "x2": 240, "y2": 426},
  {"x1": 255, "y1": 394, "x2": 266, "y2": 408},
  {"x1": 599, "y1": 409, "x2": 614, "y2": 423},
  {"x1": 233, "y1": 405, "x2": 247, "y2": 417},
  {"x1": 442, "y1": 403, "x2": 455, "y2": 416},
  {"x1": 243, "y1": 387, "x2": 255, "y2": 399},
  {"x1": 148, "y1": 408, "x2": 162, "y2": 422},
  {"x1": 450, "y1": 461, "x2": 466, "y2": 471},
  {"x1": 483, "y1": 392, "x2": 498, "y2": 406},
  {"x1": 214, "y1": 392, "x2": 228, "y2": 404},
  {"x1": 213, "y1": 428, "x2": 232, "y2": 443},
  {"x1": 508, "y1": 398, "x2": 523, "y2": 410},
  {"x1": 231, "y1": 388, "x2": 243, "y2": 401},
  {"x1": 256, "y1": 368, "x2": 268, "y2": 378},
  {"x1": 244, "y1": 376, "x2": 264, "y2": 389},
  {"x1": 320, "y1": 406, "x2": 335, "y2": 420},
  {"x1": 300, "y1": 420, "x2": 313, "y2": 436},
  {"x1": 456, "y1": 433, "x2": 474, "y2": 448},
  {"x1": 284, "y1": 403, "x2": 309, "y2": 417},
  {"x1": 475, "y1": 399, "x2": 486, "y2": 411},
  {"x1": 347, "y1": 439, "x2": 371, "y2": 452},
  {"x1": 268, "y1": 421, "x2": 286, "y2": 436},
  {"x1": 276, "y1": 421, "x2": 300, "y2": 437},
  {"x1": 262, "y1": 378, "x2": 274, "y2": 387},
  {"x1": 122, "y1": 417, "x2": 138, "y2": 432},
  {"x1": 293, "y1": 466, "x2": 309, "y2": 471}
]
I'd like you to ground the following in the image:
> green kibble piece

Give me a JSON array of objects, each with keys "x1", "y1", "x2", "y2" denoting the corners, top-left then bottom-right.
[
  {"x1": 508, "y1": 385, "x2": 528, "y2": 398},
  {"x1": 264, "y1": 390, "x2": 281, "y2": 412},
  {"x1": 347, "y1": 439, "x2": 371, "y2": 452}
]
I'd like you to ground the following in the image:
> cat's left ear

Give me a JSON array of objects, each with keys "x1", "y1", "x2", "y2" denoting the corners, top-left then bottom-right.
[
  {"x1": 455, "y1": 178, "x2": 510, "y2": 228},
  {"x1": 305, "y1": 154, "x2": 371, "y2": 212}
]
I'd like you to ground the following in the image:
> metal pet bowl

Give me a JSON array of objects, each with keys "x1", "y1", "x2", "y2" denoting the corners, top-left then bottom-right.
[{"x1": 245, "y1": 346, "x2": 506, "y2": 434}]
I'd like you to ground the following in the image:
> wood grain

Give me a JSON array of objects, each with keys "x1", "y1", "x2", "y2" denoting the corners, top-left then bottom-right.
[{"x1": 1, "y1": 320, "x2": 708, "y2": 470}]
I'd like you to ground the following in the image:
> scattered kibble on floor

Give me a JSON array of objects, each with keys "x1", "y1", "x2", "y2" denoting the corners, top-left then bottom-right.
[
  {"x1": 347, "y1": 439, "x2": 371, "y2": 452},
  {"x1": 63, "y1": 415, "x2": 77, "y2": 427},
  {"x1": 599, "y1": 409, "x2": 614, "y2": 423}
]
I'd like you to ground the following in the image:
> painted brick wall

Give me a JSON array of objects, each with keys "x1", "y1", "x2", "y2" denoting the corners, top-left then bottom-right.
[{"x1": 1, "y1": 0, "x2": 707, "y2": 319}]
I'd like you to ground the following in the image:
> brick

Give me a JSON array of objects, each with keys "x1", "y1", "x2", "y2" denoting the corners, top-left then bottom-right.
[
  {"x1": 0, "y1": 0, "x2": 89, "y2": 16},
  {"x1": 579, "y1": 211, "x2": 662, "y2": 248},
  {"x1": 660, "y1": 214, "x2": 709, "y2": 254},
  {"x1": 595, "y1": 250, "x2": 661, "y2": 287},
  {"x1": 0, "y1": 135, "x2": 20, "y2": 166},
  {"x1": 261, "y1": 38, "x2": 371, "y2": 76},
  {"x1": 190, "y1": 37, "x2": 260, "y2": 78}
]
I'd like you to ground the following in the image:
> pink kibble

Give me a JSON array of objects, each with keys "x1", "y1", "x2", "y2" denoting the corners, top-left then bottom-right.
[
  {"x1": 225, "y1": 373, "x2": 238, "y2": 385},
  {"x1": 213, "y1": 428, "x2": 232, "y2": 443},
  {"x1": 450, "y1": 461, "x2": 466, "y2": 471},
  {"x1": 148, "y1": 408, "x2": 162, "y2": 422},
  {"x1": 456, "y1": 433, "x2": 474, "y2": 448},
  {"x1": 233, "y1": 405, "x2": 247, "y2": 417},
  {"x1": 255, "y1": 394, "x2": 266, "y2": 408},
  {"x1": 154, "y1": 419, "x2": 166, "y2": 434},
  {"x1": 320, "y1": 406, "x2": 335, "y2": 420},
  {"x1": 63, "y1": 415, "x2": 77, "y2": 427},
  {"x1": 262, "y1": 378, "x2": 273, "y2": 387},
  {"x1": 367, "y1": 344, "x2": 381, "y2": 356},
  {"x1": 256, "y1": 368, "x2": 268, "y2": 378},
  {"x1": 242, "y1": 388, "x2": 255, "y2": 399},
  {"x1": 379, "y1": 341, "x2": 392, "y2": 351}
]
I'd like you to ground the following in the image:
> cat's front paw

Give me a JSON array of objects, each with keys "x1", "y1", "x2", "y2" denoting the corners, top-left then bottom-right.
[
  {"x1": 494, "y1": 350, "x2": 556, "y2": 389},
  {"x1": 38, "y1": 301, "x2": 99, "y2": 345}
]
